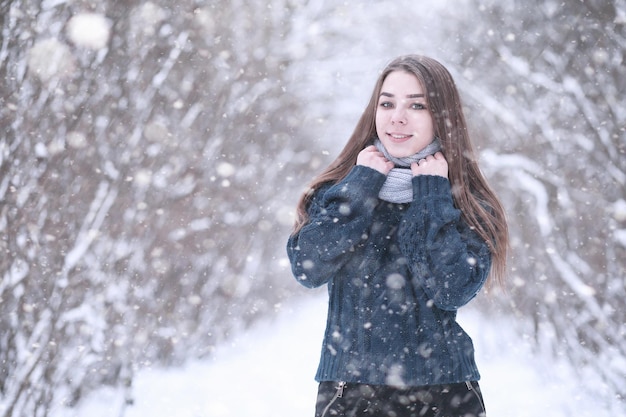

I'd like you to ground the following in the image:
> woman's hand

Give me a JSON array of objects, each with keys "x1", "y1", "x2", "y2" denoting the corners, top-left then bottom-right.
[
  {"x1": 410, "y1": 152, "x2": 448, "y2": 178},
  {"x1": 357, "y1": 145, "x2": 394, "y2": 175}
]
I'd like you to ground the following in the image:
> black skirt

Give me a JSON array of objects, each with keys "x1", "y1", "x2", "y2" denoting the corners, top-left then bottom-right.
[{"x1": 315, "y1": 380, "x2": 486, "y2": 417}]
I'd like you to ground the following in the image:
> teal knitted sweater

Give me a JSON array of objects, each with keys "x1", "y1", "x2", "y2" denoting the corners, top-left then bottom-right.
[{"x1": 287, "y1": 165, "x2": 491, "y2": 387}]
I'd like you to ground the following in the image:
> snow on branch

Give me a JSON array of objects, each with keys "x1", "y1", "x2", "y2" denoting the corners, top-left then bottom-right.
[{"x1": 62, "y1": 181, "x2": 118, "y2": 275}]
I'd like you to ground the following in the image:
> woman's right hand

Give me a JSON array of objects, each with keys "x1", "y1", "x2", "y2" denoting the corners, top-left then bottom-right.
[{"x1": 357, "y1": 145, "x2": 394, "y2": 175}]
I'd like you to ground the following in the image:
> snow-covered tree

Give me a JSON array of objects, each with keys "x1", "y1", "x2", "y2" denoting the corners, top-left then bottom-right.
[
  {"x1": 440, "y1": 0, "x2": 625, "y2": 406},
  {"x1": 0, "y1": 0, "x2": 327, "y2": 415}
]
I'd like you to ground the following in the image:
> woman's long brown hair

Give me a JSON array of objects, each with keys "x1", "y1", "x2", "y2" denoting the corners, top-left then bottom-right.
[{"x1": 292, "y1": 55, "x2": 509, "y2": 287}]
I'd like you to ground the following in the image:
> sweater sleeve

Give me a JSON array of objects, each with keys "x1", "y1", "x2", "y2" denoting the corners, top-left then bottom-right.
[
  {"x1": 398, "y1": 175, "x2": 492, "y2": 311},
  {"x1": 287, "y1": 165, "x2": 386, "y2": 288}
]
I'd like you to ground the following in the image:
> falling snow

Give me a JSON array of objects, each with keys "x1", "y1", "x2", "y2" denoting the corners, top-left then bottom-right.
[{"x1": 1, "y1": 0, "x2": 624, "y2": 416}]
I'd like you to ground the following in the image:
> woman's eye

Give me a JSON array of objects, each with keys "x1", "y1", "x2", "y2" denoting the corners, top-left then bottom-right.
[
  {"x1": 411, "y1": 102, "x2": 426, "y2": 110},
  {"x1": 380, "y1": 101, "x2": 393, "y2": 108}
]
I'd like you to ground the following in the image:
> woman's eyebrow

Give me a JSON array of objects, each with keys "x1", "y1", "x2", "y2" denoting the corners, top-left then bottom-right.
[{"x1": 380, "y1": 92, "x2": 425, "y2": 98}]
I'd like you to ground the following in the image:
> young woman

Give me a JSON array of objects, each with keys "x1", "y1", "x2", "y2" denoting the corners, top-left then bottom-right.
[{"x1": 287, "y1": 55, "x2": 508, "y2": 417}]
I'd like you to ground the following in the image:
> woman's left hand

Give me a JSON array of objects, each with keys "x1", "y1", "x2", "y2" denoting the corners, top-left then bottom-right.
[{"x1": 410, "y1": 152, "x2": 448, "y2": 178}]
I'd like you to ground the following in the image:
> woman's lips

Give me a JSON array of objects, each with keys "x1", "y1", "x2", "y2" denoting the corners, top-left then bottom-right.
[{"x1": 387, "y1": 133, "x2": 412, "y2": 142}]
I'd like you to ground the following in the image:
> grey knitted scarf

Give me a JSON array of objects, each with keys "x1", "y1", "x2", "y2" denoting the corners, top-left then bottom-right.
[{"x1": 374, "y1": 137, "x2": 442, "y2": 203}]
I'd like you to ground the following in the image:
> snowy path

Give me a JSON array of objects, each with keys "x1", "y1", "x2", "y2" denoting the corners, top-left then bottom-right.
[{"x1": 69, "y1": 295, "x2": 611, "y2": 417}]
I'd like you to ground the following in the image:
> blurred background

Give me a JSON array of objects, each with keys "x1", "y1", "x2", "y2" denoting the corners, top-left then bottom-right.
[{"x1": 0, "y1": 0, "x2": 624, "y2": 416}]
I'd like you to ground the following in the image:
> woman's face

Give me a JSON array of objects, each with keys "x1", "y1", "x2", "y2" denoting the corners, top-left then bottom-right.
[{"x1": 375, "y1": 70, "x2": 435, "y2": 158}]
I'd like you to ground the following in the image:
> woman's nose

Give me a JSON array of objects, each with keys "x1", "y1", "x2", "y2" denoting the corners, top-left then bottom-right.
[{"x1": 391, "y1": 109, "x2": 407, "y2": 125}]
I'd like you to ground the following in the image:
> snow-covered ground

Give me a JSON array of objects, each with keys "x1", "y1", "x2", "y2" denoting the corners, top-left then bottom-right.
[{"x1": 64, "y1": 294, "x2": 615, "y2": 417}]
